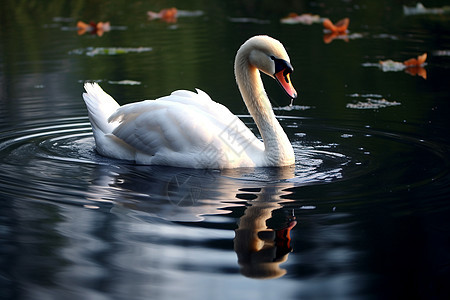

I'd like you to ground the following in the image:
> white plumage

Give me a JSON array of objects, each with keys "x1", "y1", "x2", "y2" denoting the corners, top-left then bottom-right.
[{"x1": 82, "y1": 35, "x2": 297, "y2": 169}]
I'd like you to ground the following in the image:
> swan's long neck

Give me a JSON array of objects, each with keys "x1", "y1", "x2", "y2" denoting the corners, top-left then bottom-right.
[{"x1": 235, "y1": 50, "x2": 294, "y2": 166}]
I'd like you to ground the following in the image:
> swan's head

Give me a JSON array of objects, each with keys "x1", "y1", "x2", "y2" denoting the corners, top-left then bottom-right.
[{"x1": 239, "y1": 35, "x2": 297, "y2": 99}]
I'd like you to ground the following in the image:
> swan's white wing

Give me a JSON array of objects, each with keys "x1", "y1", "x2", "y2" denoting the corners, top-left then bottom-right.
[
  {"x1": 151, "y1": 89, "x2": 235, "y2": 120},
  {"x1": 108, "y1": 89, "x2": 263, "y2": 167},
  {"x1": 111, "y1": 101, "x2": 210, "y2": 154},
  {"x1": 109, "y1": 89, "x2": 231, "y2": 125}
]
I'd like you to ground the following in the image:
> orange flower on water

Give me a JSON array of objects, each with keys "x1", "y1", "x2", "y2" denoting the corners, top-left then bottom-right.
[
  {"x1": 77, "y1": 21, "x2": 90, "y2": 35},
  {"x1": 323, "y1": 17, "x2": 349, "y2": 33},
  {"x1": 403, "y1": 53, "x2": 427, "y2": 67},
  {"x1": 147, "y1": 7, "x2": 178, "y2": 23},
  {"x1": 77, "y1": 21, "x2": 110, "y2": 36},
  {"x1": 378, "y1": 53, "x2": 427, "y2": 79}
]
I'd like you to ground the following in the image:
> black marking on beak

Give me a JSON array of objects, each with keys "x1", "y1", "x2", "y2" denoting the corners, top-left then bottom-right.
[{"x1": 270, "y1": 56, "x2": 294, "y2": 82}]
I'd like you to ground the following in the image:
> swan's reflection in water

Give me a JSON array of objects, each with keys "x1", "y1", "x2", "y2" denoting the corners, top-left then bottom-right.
[
  {"x1": 89, "y1": 164, "x2": 301, "y2": 279},
  {"x1": 234, "y1": 186, "x2": 297, "y2": 279}
]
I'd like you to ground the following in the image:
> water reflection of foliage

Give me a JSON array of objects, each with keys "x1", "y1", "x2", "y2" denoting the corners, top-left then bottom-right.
[{"x1": 2, "y1": 0, "x2": 448, "y2": 145}]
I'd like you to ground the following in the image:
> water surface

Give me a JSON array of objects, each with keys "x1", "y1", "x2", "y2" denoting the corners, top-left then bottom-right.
[{"x1": 1, "y1": 1, "x2": 450, "y2": 299}]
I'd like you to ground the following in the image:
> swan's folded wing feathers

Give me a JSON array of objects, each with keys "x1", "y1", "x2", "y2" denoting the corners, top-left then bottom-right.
[
  {"x1": 111, "y1": 104, "x2": 212, "y2": 156},
  {"x1": 108, "y1": 100, "x2": 162, "y2": 124},
  {"x1": 160, "y1": 89, "x2": 232, "y2": 120},
  {"x1": 109, "y1": 89, "x2": 257, "y2": 160},
  {"x1": 108, "y1": 89, "x2": 215, "y2": 124}
]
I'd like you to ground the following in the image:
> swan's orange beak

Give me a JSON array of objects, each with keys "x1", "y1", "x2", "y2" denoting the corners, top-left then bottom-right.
[{"x1": 275, "y1": 70, "x2": 297, "y2": 99}]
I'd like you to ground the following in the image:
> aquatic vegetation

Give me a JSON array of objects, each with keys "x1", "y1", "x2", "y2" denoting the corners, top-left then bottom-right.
[
  {"x1": 176, "y1": 10, "x2": 204, "y2": 17},
  {"x1": 147, "y1": 7, "x2": 178, "y2": 23},
  {"x1": 147, "y1": 8, "x2": 203, "y2": 23},
  {"x1": 69, "y1": 47, "x2": 152, "y2": 57},
  {"x1": 403, "y1": 2, "x2": 450, "y2": 16},
  {"x1": 433, "y1": 50, "x2": 450, "y2": 56},
  {"x1": 281, "y1": 13, "x2": 358, "y2": 43},
  {"x1": 346, "y1": 93, "x2": 401, "y2": 110},
  {"x1": 372, "y1": 33, "x2": 399, "y2": 40},
  {"x1": 377, "y1": 53, "x2": 427, "y2": 79},
  {"x1": 273, "y1": 105, "x2": 312, "y2": 111},
  {"x1": 362, "y1": 53, "x2": 427, "y2": 79},
  {"x1": 280, "y1": 13, "x2": 322, "y2": 25},
  {"x1": 108, "y1": 80, "x2": 142, "y2": 85},
  {"x1": 346, "y1": 98, "x2": 401, "y2": 110},
  {"x1": 377, "y1": 60, "x2": 406, "y2": 71}
]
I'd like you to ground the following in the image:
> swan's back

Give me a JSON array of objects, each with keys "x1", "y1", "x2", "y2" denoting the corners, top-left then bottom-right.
[{"x1": 83, "y1": 83, "x2": 264, "y2": 168}]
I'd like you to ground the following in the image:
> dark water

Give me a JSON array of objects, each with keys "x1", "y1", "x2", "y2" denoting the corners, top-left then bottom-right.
[{"x1": 1, "y1": 0, "x2": 450, "y2": 299}]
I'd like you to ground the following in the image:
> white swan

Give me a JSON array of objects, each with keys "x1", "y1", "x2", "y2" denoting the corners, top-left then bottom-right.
[{"x1": 82, "y1": 35, "x2": 297, "y2": 169}]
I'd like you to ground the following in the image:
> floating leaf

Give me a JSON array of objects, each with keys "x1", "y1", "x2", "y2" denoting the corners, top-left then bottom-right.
[
  {"x1": 69, "y1": 47, "x2": 152, "y2": 56},
  {"x1": 108, "y1": 80, "x2": 142, "y2": 85},
  {"x1": 346, "y1": 98, "x2": 401, "y2": 110},
  {"x1": 378, "y1": 59, "x2": 406, "y2": 72},
  {"x1": 176, "y1": 10, "x2": 204, "y2": 17},
  {"x1": 403, "y1": 53, "x2": 427, "y2": 66},
  {"x1": 147, "y1": 7, "x2": 178, "y2": 23},
  {"x1": 377, "y1": 53, "x2": 427, "y2": 79},
  {"x1": 322, "y1": 18, "x2": 352, "y2": 44},
  {"x1": 323, "y1": 18, "x2": 349, "y2": 33},
  {"x1": 433, "y1": 50, "x2": 450, "y2": 56},
  {"x1": 281, "y1": 13, "x2": 321, "y2": 25},
  {"x1": 147, "y1": 8, "x2": 203, "y2": 23},
  {"x1": 403, "y1": 3, "x2": 450, "y2": 15},
  {"x1": 77, "y1": 21, "x2": 110, "y2": 36},
  {"x1": 273, "y1": 105, "x2": 312, "y2": 111}
]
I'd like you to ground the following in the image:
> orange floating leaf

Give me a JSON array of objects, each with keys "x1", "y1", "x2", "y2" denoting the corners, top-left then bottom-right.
[
  {"x1": 76, "y1": 21, "x2": 90, "y2": 35},
  {"x1": 77, "y1": 20, "x2": 110, "y2": 36},
  {"x1": 97, "y1": 21, "x2": 110, "y2": 32},
  {"x1": 403, "y1": 53, "x2": 427, "y2": 66},
  {"x1": 77, "y1": 21, "x2": 89, "y2": 30},
  {"x1": 95, "y1": 21, "x2": 111, "y2": 37},
  {"x1": 161, "y1": 7, "x2": 177, "y2": 22},
  {"x1": 323, "y1": 18, "x2": 349, "y2": 33},
  {"x1": 148, "y1": 7, "x2": 178, "y2": 23},
  {"x1": 417, "y1": 53, "x2": 427, "y2": 65},
  {"x1": 323, "y1": 19, "x2": 334, "y2": 30}
]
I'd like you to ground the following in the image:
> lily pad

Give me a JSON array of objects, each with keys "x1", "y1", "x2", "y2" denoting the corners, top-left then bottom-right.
[
  {"x1": 69, "y1": 47, "x2": 152, "y2": 57},
  {"x1": 346, "y1": 98, "x2": 401, "y2": 110}
]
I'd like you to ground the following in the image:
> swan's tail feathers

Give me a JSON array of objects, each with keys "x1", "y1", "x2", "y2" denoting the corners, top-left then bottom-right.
[{"x1": 83, "y1": 82, "x2": 120, "y2": 134}]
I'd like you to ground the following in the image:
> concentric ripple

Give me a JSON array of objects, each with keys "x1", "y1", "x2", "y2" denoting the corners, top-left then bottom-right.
[
  {"x1": 0, "y1": 117, "x2": 111, "y2": 208},
  {"x1": 0, "y1": 115, "x2": 448, "y2": 217}
]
